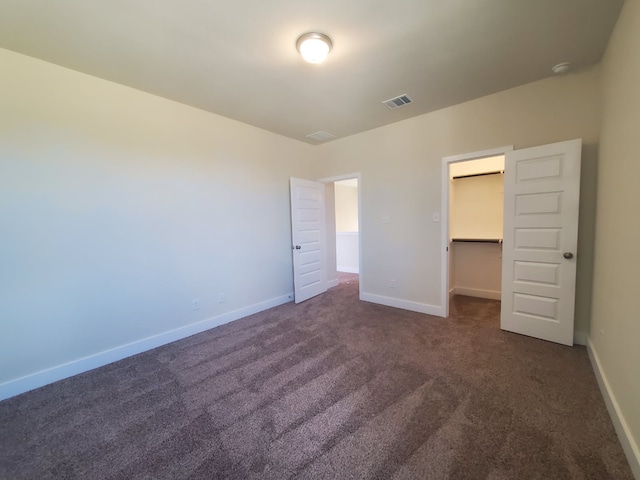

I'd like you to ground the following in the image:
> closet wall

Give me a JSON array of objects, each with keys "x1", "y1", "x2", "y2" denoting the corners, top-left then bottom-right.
[{"x1": 449, "y1": 157, "x2": 504, "y2": 300}]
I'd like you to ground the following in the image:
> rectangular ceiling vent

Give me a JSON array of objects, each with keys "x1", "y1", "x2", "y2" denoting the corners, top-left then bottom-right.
[
  {"x1": 306, "y1": 131, "x2": 336, "y2": 143},
  {"x1": 382, "y1": 94, "x2": 413, "y2": 109}
]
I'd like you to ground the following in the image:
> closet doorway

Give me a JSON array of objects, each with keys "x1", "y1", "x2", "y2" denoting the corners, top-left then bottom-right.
[
  {"x1": 441, "y1": 141, "x2": 582, "y2": 345},
  {"x1": 440, "y1": 146, "x2": 513, "y2": 317}
]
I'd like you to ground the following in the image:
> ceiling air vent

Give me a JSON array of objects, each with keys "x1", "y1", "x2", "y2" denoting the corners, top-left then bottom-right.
[
  {"x1": 306, "y1": 131, "x2": 336, "y2": 143},
  {"x1": 382, "y1": 94, "x2": 413, "y2": 109}
]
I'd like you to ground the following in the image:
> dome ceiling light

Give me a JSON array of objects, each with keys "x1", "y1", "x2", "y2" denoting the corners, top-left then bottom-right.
[
  {"x1": 296, "y1": 32, "x2": 332, "y2": 64},
  {"x1": 552, "y1": 62, "x2": 571, "y2": 74}
]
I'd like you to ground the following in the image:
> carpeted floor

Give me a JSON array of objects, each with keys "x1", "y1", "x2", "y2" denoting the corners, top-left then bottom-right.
[{"x1": 0, "y1": 273, "x2": 633, "y2": 479}]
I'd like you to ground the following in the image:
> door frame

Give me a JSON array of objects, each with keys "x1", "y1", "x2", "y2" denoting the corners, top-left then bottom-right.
[
  {"x1": 440, "y1": 146, "x2": 513, "y2": 317},
  {"x1": 318, "y1": 172, "x2": 363, "y2": 301}
]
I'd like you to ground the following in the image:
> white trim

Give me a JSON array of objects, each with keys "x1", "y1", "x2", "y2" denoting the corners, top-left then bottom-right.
[
  {"x1": 587, "y1": 339, "x2": 640, "y2": 478},
  {"x1": 0, "y1": 293, "x2": 294, "y2": 401},
  {"x1": 361, "y1": 292, "x2": 445, "y2": 317},
  {"x1": 327, "y1": 278, "x2": 340, "y2": 288},
  {"x1": 573, "y1": 330, "x2": 587, "y2": 346},
  {"x1": 451, "y1": 287, "x2": 501, "y2": 300},
  {"x1": 441, "y1": 146, "x2": 513, "y2": 319},
  {"x1": 318, "y1": 172, "x2": 363, "y2": 303}
]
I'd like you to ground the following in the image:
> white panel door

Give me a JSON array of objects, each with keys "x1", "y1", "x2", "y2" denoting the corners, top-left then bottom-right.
[
  {"x1": 501, "y1": 139, "x2": 581, "y2": 346},
  {"x1": 290, "y1": 178, "x2": 327, "y2": 303}
]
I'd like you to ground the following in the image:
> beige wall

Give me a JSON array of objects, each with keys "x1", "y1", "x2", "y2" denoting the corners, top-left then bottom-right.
[
  {"x1": 450, "y1": 173, "x2": 504, "y2": 240},
  {"x1": 591, "y1": 0, "x2": 640, "y2": 474},
  {"x1": 317, "y1": 66, "x2": 601, "y2": 337},
  {"x1": 334, "y1": 184, "x2": 359, "y2": 232},
  {"x1": 0, "y1": 48, "x2": 317, "y2": 392},
  {"x1": 451, "y1": 242, "x2": 502, "y2": 299}
]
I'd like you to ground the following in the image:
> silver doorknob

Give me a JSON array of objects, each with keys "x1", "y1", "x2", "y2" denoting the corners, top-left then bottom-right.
[{"x1": 563, "y1": 252, "x2": 574, "y2": 259}]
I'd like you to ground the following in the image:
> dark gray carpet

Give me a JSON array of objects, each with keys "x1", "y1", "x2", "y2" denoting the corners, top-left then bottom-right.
[{"x1": 0, "y1": 273, "x2": 633, "y2": 479}]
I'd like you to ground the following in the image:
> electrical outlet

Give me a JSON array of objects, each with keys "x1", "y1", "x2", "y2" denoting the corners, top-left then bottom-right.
[
  {"x1": 218, "y1": 293, "x2": 225, "y2": 304},
  {"x1": 192, "y1": 299, "x2": 200, "y2": 311},
  {"x1": 390, "y1": 279, "x2": 396, "y2": 288}
]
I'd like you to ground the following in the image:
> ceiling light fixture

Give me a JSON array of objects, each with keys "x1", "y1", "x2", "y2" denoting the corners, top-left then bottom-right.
[
  {"x1": 552, "y1": 62, "x2": 571, "y2": 74},
  {"x1": 296, "y1": 32, "x2": 332, "y2": 64}
]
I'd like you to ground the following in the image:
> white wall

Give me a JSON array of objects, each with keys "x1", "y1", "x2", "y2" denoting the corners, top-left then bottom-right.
[
  {"x1": 316, "y1": 66, "x2": 601, "y2": 335},
  {"x1": 590, "y1": 0, "x2": 640, "y2": 475},
  {"x1": 336, "y1": 233, "x2": 359, "y2": 274},
  {"x1": 0, "y1": 48, "x2": 317, "y2": 398}
]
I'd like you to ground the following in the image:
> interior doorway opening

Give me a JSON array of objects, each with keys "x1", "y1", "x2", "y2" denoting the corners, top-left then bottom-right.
[
  {"x1": 334, "y1": 178, "x2": 359, "y2": 274},
  {"x1": 318, "y1": 173, "x2": 363, "y2": 300}
]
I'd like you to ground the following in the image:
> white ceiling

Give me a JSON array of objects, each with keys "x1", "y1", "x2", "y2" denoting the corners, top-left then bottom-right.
[{"x1": 0, "y1": 0, "x2": 623, "y2": 145}]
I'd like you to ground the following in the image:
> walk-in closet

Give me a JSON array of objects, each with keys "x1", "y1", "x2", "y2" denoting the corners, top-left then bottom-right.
[{"x1": 449, "y1": 156, "x2": 505, "y2": 300}]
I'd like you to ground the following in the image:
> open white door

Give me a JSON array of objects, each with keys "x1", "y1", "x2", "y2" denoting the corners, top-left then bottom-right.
[
  {"x1": 290, "y1": 177, "x2": 327, "y2": 303},
  {"x1": 501, "y1": 139, "x2": 581, "y2": 346}
]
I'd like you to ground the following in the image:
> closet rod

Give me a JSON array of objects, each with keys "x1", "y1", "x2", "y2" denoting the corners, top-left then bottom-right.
[
  {"x1": 452, "y1": 170, "x2": 503, "y2": 180},
  {"x1": 451, "y1": 238, "x2": 503, "y2": 244}
]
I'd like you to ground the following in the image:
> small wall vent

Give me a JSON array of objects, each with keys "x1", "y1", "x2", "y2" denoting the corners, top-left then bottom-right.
[
  {"x1": 382, "y1": 94, "x2": 413, "y2": 109},
  {"x1": 306, "y1": 131, "x2": 336, "y2": 143}
]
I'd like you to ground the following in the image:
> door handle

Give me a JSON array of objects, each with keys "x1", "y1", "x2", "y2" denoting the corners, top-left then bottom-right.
[
  {"x1": 293, "y1": 245, "x2": 301, "y2": 250},
  {"x1": 563, "y1": 252, "x2": 574, "y2": 259}
]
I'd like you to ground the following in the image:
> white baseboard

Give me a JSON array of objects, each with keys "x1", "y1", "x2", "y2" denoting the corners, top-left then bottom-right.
[
  {"x1": 327, "y1": 278, "x2": 339, "y2": 288},
  {"x1": 0, "y1": 293, "x2": 294, "y2": 402},
  {"x1": 573, "y1": 330, "x2": 587, "y2": 346},
  {"x1": 452, "y1": 286, "x2": 501, "y2": 300},
  {"x1": 587, "y1": 339, "x2": 640, "y2": 479},
  {"x1": 337, "y1": 266, "x2": 359, "y2": 274},
  {"x1": 361, "y1": 292, "x2": 445, "y2": 317}
]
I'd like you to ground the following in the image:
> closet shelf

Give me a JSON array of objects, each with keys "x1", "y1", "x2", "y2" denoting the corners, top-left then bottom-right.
[
  {"x1": 451, "y1": 238, "x2": 503, "y2": 244},
  {"x1": 452, "y1": 170, "x2": 503, "y2": 180}
]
